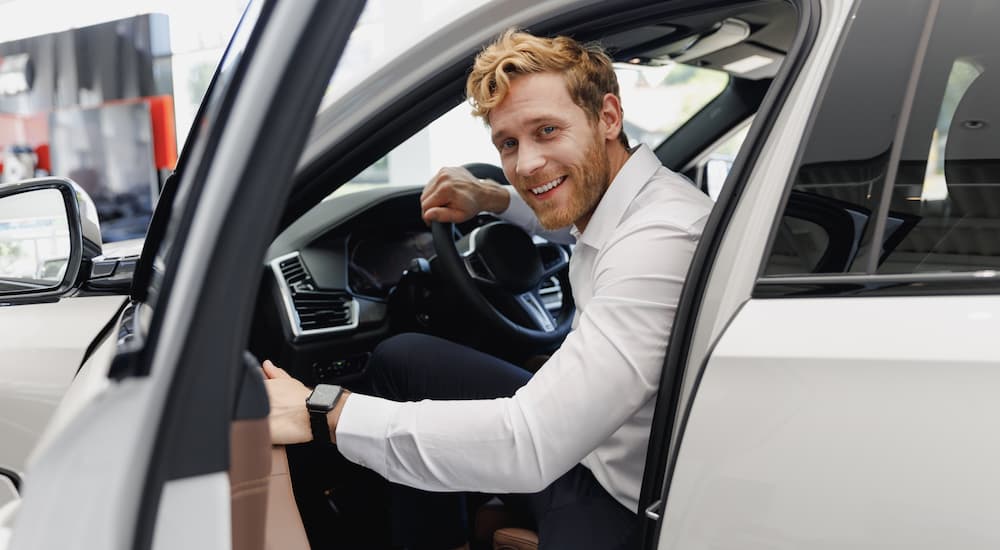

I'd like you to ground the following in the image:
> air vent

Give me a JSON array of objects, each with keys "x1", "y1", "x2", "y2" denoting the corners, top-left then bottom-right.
[
  {"x1": 292, "y1": 289, "x2": 353, "y2": 330},
  {"x1": 271, "y1": 252, "x2": 359, "y2": 339},
  {"x1": 278, "y1": 256, "x2": 311, "y2": 290}
]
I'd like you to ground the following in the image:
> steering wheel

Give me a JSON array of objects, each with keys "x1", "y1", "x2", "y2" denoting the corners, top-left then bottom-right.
[{"x1": 430, "y1": 164, "x2": 574, "y2": 348}]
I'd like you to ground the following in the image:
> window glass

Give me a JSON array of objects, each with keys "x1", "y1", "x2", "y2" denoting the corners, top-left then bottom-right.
[
  {"x1": 146, "y1": 0, "x2": 265, "y2": 310},
  {"x1": 318, "y1": 0, "x2": 494, "y2": 112},
  {"x1": 332, "y1": 61, "x2": 728, "y2": 197},
  {"x1": 764, "y1": 0, "x2": 952, "y2": 276},
  {"x1": 704, "y1": 123, "x2": 750, "y2": 200},
  {"x1": 616, "y1": 63, "x2": 729, "y2": 150},
  {"x1": 875, "y1": 0, "x2": 1000, "y2": 273}
]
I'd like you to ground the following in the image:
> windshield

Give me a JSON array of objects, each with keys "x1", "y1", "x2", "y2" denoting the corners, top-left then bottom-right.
[
  {"x1": 309, "y1": 0, "x2": 733, "y2": 199},
  {"x1": 318, "y1": 0, "x2": 494, "y2": 111},
  {"x1": 329, "y1": 59, "x2": 728, "y2": 197}
]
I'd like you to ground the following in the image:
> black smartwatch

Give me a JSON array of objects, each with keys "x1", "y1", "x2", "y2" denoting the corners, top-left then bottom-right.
[{"x1": 305, "y1": 384, "x2": 344, "y2": 445}]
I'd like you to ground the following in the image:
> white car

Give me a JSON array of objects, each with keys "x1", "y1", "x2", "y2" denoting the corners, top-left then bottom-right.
[{"x1": 2, "y1": 0, "x2": 999, "y2": 548}]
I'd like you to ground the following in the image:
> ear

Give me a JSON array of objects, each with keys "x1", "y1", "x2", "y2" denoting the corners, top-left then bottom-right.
[{"x1": 598, "y1": 93, "x2": 624, "y2": 144}]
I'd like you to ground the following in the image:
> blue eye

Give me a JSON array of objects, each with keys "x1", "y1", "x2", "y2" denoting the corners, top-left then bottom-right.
[
  {"x1": 501, "y1": 138, "x2": 517, "y2": 150},
  {"x1": 541, "y1": 126, "x2": 556, "y2": 135}
]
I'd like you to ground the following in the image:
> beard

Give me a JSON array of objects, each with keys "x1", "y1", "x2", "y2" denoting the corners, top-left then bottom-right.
[{"x1": 516, "y1": 131, "x2": 612, "y2": 231}]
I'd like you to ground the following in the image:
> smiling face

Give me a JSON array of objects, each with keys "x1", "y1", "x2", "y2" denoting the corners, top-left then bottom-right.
[{"x1": 489, "y1": 72, "x2": 625, "y2": 231}]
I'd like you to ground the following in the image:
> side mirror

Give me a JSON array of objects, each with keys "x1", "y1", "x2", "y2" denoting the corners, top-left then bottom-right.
[
  {"x1": 0, "y1": 177, "x2": 102, "y2": 304},
  {"x1": 704, "y1": 157, "x2": 733, "y2": 201}
]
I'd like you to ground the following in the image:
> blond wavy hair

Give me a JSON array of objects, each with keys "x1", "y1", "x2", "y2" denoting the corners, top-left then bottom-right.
[{"x1": 466, "y1": 29, "x2": 629, "y2": 148}]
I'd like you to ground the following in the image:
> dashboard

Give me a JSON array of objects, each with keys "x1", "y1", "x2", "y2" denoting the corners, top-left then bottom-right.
[
  {"x1": 348, "y1": 230, "x2": 435, "y2": 299},
  {"x1": 253, "y1": 184, "x2": 568, "y2": 387}
]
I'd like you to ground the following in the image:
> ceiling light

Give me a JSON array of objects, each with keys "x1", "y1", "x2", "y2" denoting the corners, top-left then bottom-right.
[{"x1": 722, "y1": 54, "x2": 774, "y2": 74}]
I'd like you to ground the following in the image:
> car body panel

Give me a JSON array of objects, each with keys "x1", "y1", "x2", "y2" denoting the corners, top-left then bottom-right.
[
  {"x1": 672, "y1": 0, "x2": 857, "y2": 447},
  {"x1": 26, "y1": 300, "x2": 124, "y2": 468},
  {"x1": 150, "y1": 473, "x2": 231, "y2": 550},
  {"x1": 657, "y1": 0, "x2": 1000, "y2": 548},
  {"x1": 0, "y1": 294, "x2": 126, "y2": 481},
  {"x1": 660, "y1": 296, "x2": 1000, "y2": 549}
]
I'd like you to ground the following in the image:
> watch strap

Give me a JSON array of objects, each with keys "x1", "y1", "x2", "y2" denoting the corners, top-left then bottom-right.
[{"x1": 309, "y1": 407, "x2": 332, "y2": 445}]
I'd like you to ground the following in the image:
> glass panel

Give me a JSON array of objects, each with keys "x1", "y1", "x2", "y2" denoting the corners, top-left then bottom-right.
[
  {"x1": 318, "y1": 0, "x2": 495, "y2": 112},
  {"x1": 147, "y1": 0, "x2": 265, "y2": 311},
  {"x1": 705, "y1": 123, "x2": 750, "y2": 200},
  {"x1": 762, "y1": 0, "x2": 932, "y2": 276},
  {"x1": 876, "y1": 0, "x2": 1000, "y2": 273},
  {"x1": 332, "y1": 61, "x2": 729, "y2": 197},
  {"x1": 616, "y1": 62, "x2": 729, "y2": 150},
  {"x1": 0, "y1": 189, "x2": 70, "y2": 292},
  {"x1": 767, "y1": 217, "x2": 830, "y2": 275}
]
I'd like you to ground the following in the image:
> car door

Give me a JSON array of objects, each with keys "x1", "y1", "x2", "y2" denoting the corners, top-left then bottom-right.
[
  {"x1": 649, "y1": 0, "x2": 1000, "y2": 548},
  {"x1": 7, "y1": 1, "x2": 365, "y2": 548}
]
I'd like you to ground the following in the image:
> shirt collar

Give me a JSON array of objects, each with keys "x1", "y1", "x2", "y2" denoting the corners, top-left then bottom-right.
[{"x1": 571, "y1": 144, "x2": 661, "y2": 249}]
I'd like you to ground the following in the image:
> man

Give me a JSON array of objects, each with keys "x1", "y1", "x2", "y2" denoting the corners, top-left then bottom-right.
[{"x1": 265, "y1": 29, "x2": 713, "y2": 549}]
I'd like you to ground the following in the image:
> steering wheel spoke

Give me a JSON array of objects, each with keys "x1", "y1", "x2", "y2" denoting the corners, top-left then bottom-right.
[
  {"x1": 462, "y1": 251, "x2": 501, "y2": 286},
  {"x1": 457, "y1": 226, "x2": 501, "y2": 286},
  {"x1": 514, "y1": 291, "x2": 558, "y2": 332}
]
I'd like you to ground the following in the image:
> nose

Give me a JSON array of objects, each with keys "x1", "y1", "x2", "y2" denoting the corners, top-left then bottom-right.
[{"x1": 515, "y1": 141, "x2": 545, "y2": 179}]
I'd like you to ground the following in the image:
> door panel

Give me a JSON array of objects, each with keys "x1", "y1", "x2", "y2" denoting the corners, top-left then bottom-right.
[
  {"x1": 660, "y1": 296, "x2": 1000, "y2": 549},
  {"x1": 7, "y1": 0, "x2": 364, "y2": 548},
  {"x1": 151, "y1": 473, "x2": 232, "y2": 550},
  {"x1": 0, "y1": 295, "x2": 126, "y2": 486}
]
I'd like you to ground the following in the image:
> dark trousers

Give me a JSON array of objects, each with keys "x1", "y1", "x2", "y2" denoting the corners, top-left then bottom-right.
[{"x1": 367, "y1": 333, "x2": 639, "y2": 550}]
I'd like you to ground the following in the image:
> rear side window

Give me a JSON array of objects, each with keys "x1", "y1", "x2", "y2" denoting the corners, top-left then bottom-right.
[{"x1": 763, "y1": 0, "x2": 1000, "y2": 277}]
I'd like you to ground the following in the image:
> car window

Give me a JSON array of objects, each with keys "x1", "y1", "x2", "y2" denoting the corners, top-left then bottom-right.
[
  {"x1": 874, "y1": 8, "x2": 999, "y2": 275},
  {"x1": 318, "y1": 0, "x2": 495, "y2": 113},
  {"x1": 702, "y1": 122, "x2": 751, "y2": 200},
  {"x1": 762, "y1": 0, "x2": 1000, "y2": 278},
  {"x1": 331, "y1": 61, "x2": 728, "y2": 196},
  {"x1": 144, "y1": 0, "x2": 265, "y2": 311},
  {"x1": 617, "y1": 63, "x2": 729, "y2": 150}
]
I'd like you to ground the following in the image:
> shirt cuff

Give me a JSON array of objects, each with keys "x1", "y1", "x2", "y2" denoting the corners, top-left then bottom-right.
[
  {"x1": 335, "y1": 393, "x2": 400, "y2": 478},
  {"x1": 498, "y1": 187, "x2": 535, "y2": 226}
]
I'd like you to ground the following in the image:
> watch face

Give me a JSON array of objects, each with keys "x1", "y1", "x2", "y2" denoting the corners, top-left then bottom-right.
[{"x1": 307, "y1": 384, "x2": 342, "y2": 411}]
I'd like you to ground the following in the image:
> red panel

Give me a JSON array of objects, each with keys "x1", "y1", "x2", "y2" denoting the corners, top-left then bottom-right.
[
  {"x1": 146, "y1": 95, "x2": 178, "y2": 170},
  {"x1": 34, "y1": 143, "x2": 50, "y2": 173}
]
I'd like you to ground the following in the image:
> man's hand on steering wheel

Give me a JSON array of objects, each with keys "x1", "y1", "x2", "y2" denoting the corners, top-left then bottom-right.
[
  {"x1": 420, "y1": 166, "x2": 510, "y2": 224},
  {"x1": 421, "y1": 164, "x2": 574, "y2": 350}
]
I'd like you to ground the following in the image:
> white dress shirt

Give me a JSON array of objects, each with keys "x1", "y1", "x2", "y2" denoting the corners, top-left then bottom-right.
[{"x1": 336, "y1": 144, "x2": 713, "y2": 512}]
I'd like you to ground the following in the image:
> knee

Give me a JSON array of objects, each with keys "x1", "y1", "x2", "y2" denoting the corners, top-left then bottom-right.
[
  {"x1": 370, "y1": 333, "x2": 425, "y2": 370},
  {"x1": 367, "y1": 333, "x2": 429, "y2": 399}
]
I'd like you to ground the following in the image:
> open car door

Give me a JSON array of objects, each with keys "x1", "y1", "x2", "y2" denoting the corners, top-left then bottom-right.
[{"x1": 8, "y1": 1, "x2": 365, "y2": 548}]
